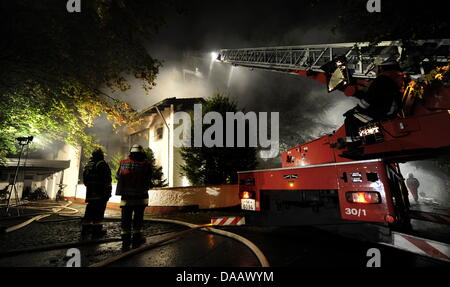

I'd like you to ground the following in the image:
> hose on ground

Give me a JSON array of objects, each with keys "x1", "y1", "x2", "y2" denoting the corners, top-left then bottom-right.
[
  {"x1": 0, "y1": 227, "x2": 187, "y2": 258},
  {"x1": 147, "y1": 218, "x2": 270, "y2": 267},
  {"x1": 3, "y1": 201, "x2": 76, "y2": 233},
  {"x1": 90, "y1": 218, "x2": 270, "y2": 267},
  {"x1": 35, "y1": 217, "x2": 83, "y2": 223},
  {"x1": 3, "y1": 205, "x2": 270, "y2": 267},
  {"x1": 89, "y1": 225, "x2": 209, "y2": 267}
]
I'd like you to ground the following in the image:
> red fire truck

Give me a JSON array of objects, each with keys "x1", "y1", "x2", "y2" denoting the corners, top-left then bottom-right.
[{"x1": 218, "y1": 39, "x2": 450, "y2": 228}]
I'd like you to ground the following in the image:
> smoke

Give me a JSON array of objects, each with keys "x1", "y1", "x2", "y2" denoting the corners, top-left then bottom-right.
[
  {"x1": 82, "y1": 2, "x2": 450, "y2": 209},
  {"x1": 400, "y1": 161, "x2": 450, "y2": 207},
  {"x1": 105, "y1": 64, "x2": 217, "y2": 112},
  {"x1": 88, "y1": 0, "x2": 359, "y2": 167}
]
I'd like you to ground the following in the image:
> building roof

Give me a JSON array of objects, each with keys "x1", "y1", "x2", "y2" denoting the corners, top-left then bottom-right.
[
  {"x1": 138, "y1": 97, "x2": 205, "y2": 118},
  {"x1": 1, "y1": 159, "x2": 70, "y2": 172}
]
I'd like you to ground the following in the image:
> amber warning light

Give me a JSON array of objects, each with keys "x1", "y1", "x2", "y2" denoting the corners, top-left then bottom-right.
[
  {"x1": 240, "y1": 191, "x2": 254, "y2": 199},
  {"x1": 346, "y1": 191, "x2": 381, "y2": 204}
]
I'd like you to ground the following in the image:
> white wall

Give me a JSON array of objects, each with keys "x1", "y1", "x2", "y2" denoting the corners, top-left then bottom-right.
[
  {"x1": 146, "y1": 105, "x2": 190, "y2": 188},
  {"x1": 56, "y1": 144, "x2": 81, "y2": 198},
  {"x1": 0, "y1": 170, "x2": 64, "y2": 200},
  {"x1": 73, "y1": 184, "x2": 239, "y2": 209},
  {"x1": 75, "y1": 184, "x2": 121, "y2": 204},
  {"x1": 148, "y1": 110, "x2": 170, "y2": 186},
  {"x1": 148, "y1": 185, "x2": 239, "y2": 209}
]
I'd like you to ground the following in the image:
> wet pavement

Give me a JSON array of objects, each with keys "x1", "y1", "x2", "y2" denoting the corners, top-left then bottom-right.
[
  {"x1": 0, "y1": 200, "x2": 448, "y2": 268},
  {"x1": 0, "y1": 201, "x2": 261, "y2": 267},
  {"x1": 0, "y1": 218, "x2": 190, "y2": 267},
  {"x1": 222, "y1": 225, "x2": 448, "y2": 268},
  {"x1": 110, "y1": 230, "x2": 260, "y2": 267}
]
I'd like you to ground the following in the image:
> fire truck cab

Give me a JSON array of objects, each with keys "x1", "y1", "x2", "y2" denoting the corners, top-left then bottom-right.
[{"x1": 239, "y1": 158, "x2": 410, "y2": 227}]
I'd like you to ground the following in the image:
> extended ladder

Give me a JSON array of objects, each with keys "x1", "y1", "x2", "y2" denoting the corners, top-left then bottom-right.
[{"x1": 218, "y1": 39, "x2": 450, "y2": 79}]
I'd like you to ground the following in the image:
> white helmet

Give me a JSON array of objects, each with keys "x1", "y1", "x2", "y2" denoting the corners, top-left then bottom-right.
[{"x1": 130, "y1": 144, "x2": 144, "y2": 153}]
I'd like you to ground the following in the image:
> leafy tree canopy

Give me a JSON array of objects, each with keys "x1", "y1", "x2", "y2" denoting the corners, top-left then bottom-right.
[
  {"x1": 144, "y1": 147, "x2": 167, "y2": 188},
  {"x1": 0, "y1": 0, "x2": 175, "y2": 163},
  {"x1": 180, "y1": 94, "x2": 258, "y2": 185}
]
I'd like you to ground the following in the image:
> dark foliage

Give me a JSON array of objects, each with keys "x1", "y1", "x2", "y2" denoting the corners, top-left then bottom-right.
[{"x1": 180, "y1": 94, "x2": 258, "y2": 185}]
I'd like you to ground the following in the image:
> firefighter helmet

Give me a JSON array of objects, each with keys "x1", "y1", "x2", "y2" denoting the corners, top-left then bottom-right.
[
  {"x1": 92, "y1": 148, "x2": 104, "y2": 159},
  {"x1": 130, "y1": 144, "x2": 144, "y2": 153}
]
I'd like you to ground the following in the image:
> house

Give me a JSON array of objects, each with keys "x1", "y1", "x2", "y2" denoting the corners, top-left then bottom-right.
[
  {"x1": 0, "y1": 143, "x2": 80, "y2": 201},
  {"x1": 126, "y1": 97, "x2": 205, "y2": 187}
]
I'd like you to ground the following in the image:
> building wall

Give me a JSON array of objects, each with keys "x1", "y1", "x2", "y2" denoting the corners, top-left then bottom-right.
[
  {"x1": 55, "y1": 144, "x2": 81, "y2": 198},
  {"x1": 72, "y1": 184, "x2": 239, "y2": 210},
  {"x1": 0, "y1": 173, "x2": 59, "y2": 200},
  {"x1": 148, "y1": 109, "x2": 170, "y2": 185},
  {"x1": 144, "y1": 105, "x2": 190, "y2": 187},
  {"x1": 0, "y1": 172, "x2": 24, "y2": 200},
  {"x1": 148, "y1": 185, "x2": 239, "y2": 209},
  {"x1": 2, "y1": 143, "x2": 80, "y2": 200}
]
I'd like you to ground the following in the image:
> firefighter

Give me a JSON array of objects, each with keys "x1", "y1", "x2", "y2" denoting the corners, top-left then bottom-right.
[
  {"x1": 341, "y1": 58, "x2": 406, "y2": 147},
  {"x1": 116, "y1": 144, "x2": 152, "y2": 249},
  {"x1": 82, "y1": 148, "x2": 112, "y2": 237},
  {"x1": 406, "y1": 173, "x2": 420, "y2": 204}
]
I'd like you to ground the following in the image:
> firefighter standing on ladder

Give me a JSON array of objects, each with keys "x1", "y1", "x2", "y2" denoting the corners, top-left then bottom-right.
[
  {"x1": 341, "y1": 57, "x2": 407, "y2": 147},
  {"x1": 116, "y1": 144, "x2": 152, "y2": 249},
  {"x1": 82, "y1": 148, "x2": 112, "y2": 237}
]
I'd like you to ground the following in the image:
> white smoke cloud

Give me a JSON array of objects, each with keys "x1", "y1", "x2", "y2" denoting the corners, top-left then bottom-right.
[
  {"x1": 104, "y1": 64, "x2": 216, "y2": 111},
  {"x1": 400, "y1": 161, "x2": 450, "y2": 207}
]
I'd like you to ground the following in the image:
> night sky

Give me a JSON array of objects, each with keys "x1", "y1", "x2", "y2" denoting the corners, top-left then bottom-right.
[
  {"x1": 93, "y1": 0, "x2": 450, "y2": 188},
  {"x1": 116, "y1": 0, "x2": 448, "y2": 138},
  {"x1": 0, "y1": 0, "x2": 448, "y2": 203},
  {"x1": 108, "y1": 1, "x2": 359, "y2": 149}
]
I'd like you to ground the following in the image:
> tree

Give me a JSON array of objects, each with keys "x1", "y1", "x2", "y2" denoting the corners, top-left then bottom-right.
[
  {"x1": 180, "y1": 94, "x2": 258, "y2": 185},
  {"x1": 109, "y1": 152, "x2": 125, "y2": 183},
  {"x1": 109, "y1": 148, "x2": 167, "y2": 187},
  {"x1": 144, "y1": 147, "x2": 167, "y2": 188},
  {"x1": 0, "y1": 0, "x2": 176, "y2": 163}
]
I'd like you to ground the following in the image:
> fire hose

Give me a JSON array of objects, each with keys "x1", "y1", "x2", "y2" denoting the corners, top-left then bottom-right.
[
  {"x1": 2, "y1": 201, "x2": 78, "y2": 233},
  {"x1": 2, "y1": 204, "x2": 270, "y2": 267},
  {"x1": 90, "y1": 218, "x2": 270, "y2": 267}
]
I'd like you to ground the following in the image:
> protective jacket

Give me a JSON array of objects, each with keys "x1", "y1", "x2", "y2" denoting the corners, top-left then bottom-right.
[
  {"x1": 406, "y1": 177, "x2": 420, "y2": 190},
  {"x1": 83, "y1": 159, "x2": 112, "y2": 202},
  {"x1": 116, "y1": 156, "x2": 152, "y2": 206},
  {"x1": 353, "y1": 70, "x2": 405, "y2": 121}
]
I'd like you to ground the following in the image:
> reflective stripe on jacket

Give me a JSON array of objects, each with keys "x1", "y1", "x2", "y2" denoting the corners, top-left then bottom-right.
[
  {"x1": 361, "y1": 71, "x2": 405, "y2": 119},
  {"x1": 116, "y1": 158, "x2": 151, "y2": 201}
]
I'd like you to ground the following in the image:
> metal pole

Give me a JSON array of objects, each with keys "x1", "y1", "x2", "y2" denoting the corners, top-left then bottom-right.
[
  {"x1": 5, "y1": 144, "x2": 25, "y2": 215},
  {"x1": 154, "y1": 106, "x2": 170, "y2": 187}
]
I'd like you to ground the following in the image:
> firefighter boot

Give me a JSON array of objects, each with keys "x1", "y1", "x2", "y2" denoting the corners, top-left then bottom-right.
[
  {"x1": 132, "y1": 232, "x2": 146, "y2": 248},
  {"x1": 121, "y1": 233, "x2": 132, "y2": 251},
  {"x1": 81, "y1": 224, "x2": 92, "y2": 239},
  {"x1": 91, "y1": 224, "x2": 107, "y2": 238}
]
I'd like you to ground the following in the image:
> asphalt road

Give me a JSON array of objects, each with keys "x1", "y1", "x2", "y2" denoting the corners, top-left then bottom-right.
[{"x1": 0, "y1": 202, "x2": 448, "y2": 268}]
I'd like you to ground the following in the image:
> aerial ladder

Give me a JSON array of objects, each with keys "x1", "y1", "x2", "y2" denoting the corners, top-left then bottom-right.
[
  {"x1": 217, "y1": 39, "x2": 450, "y2": 262},
  {"x1": 217, "y1": 39, "x2": 450, "y2": 164}
]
